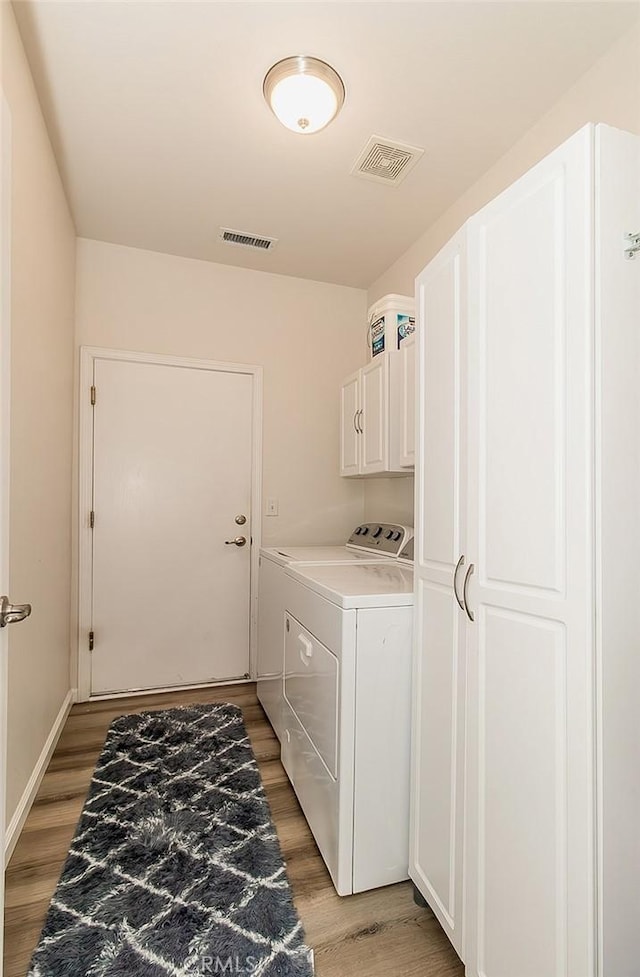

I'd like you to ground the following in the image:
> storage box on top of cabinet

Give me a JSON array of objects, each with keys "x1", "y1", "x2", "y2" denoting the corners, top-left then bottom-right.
[
  {"x1": 409, "y1": 123, "x2": 640, "y2": 977},
  {"x1": 366, "y1": 293, "x2": 415, "y2": 361}
]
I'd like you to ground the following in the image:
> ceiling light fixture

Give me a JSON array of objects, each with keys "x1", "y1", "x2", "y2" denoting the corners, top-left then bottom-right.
[{"x1": 263, "y1": 56, "x2": 345, "y2": 135}]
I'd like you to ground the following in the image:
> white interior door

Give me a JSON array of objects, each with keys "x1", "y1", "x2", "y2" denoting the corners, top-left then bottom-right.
[
  {"x1": 411, "y1": 228, "x2": 467, "y2": 958},
  {"x1": 90, "y1": 357, "x2": 255, "y2": 695},
  {"x1": 465, "y1": 127, "x2": 594, "y2": 977}
]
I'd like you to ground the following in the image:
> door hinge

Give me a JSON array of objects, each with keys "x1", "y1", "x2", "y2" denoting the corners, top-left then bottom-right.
[
  {"x1": 624, "y1": 232, "x2": 640, "y2": 260},
  {"x1": 89, "y1": 630, "x2": 94, "y2": 651},
  {"x1": 90, "y1": 385, "x2": 96, "y2": 405}
]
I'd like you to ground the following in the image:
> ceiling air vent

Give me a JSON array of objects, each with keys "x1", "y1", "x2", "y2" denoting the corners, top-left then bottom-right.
[
  {"x1": 351, "y1": 136, "x2": 424, "y2": 187},
  {"x1": 218, "y1": 227, "x2": 278, "y2": 251}
]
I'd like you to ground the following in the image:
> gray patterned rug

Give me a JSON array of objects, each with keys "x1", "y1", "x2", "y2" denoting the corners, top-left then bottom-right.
[{"x1": 27, "y1": 702, "x2": 314, "y2": 977}]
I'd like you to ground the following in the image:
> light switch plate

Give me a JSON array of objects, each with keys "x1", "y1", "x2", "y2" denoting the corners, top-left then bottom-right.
[{"x1": 265, "y1": 498, "x2": 279, "y2": 516}]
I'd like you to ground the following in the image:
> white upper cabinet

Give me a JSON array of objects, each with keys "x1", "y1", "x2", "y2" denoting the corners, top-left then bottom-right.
[
  {"x1": 340, "y1": 350, "x2": 414, "y2": 477},
  {"x1": 361, "y1": 357, "x2": 388, "y2": 474},
  {"x1": 340, "y1": 370, "x2": 360, "y2": 477},
  {"x1": 398, "y1": 334, "x2": 416, "y2": 468}
]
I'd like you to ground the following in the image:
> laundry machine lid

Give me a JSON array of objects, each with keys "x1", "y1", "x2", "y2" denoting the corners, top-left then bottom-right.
[
  {"x1": 260, "y1": 545, "x2": 387, "y2": 567},
  {"x1": 285, "y1": 561, "x2": 414, "y2": 609}
]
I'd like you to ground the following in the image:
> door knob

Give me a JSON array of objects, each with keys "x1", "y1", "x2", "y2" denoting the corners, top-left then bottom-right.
[
  {"x1": 0, "y1": 595, "x2": 32, "y2": 628},
  {"x1": 235, "y1": 514, "x2": 247, "y2": 526},
  {"x1": 225, "y1": 536, "x2": 247, "y2": 547}
]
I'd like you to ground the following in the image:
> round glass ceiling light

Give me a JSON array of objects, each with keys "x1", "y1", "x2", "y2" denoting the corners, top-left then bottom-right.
[{"x1": 263, "y1": 56, "x2": 345, "y2": 135}]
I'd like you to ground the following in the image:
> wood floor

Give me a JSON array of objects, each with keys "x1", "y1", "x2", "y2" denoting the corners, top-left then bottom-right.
[{"x1": 4, "y1": 683, "x2": 464, "y2": 977}]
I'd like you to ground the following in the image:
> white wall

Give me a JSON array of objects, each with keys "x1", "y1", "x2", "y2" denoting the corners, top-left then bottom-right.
[
  {"x1": 368, "y1": 23, "x2": 640, "y2": 304},
  {"x1": 1, "y1": 4, "x2": 76, "y2": 827},
  {"x1": 364, "y1": 477, "x2": 414, "y2": 528},
  {"x1": 74, "y1": 238, "x2": 367, "y2": 548},
  {"x1": 364, "y1": 22, "x2": 640, "y2": 527}
]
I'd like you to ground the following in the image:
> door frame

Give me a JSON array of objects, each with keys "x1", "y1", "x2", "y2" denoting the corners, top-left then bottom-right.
[
  {"x1": 0, "y1": 92, "x2": 12, "y2": 974},
  {"x1": 77, "y1": 346, "x2": 263, "y2": 702}
]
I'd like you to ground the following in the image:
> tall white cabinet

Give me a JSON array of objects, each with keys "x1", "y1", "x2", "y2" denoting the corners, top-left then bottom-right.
[
  {"x1": 411, "y1": 228, "x2": 468, "y2": 957},
  {"x1": 411, "y1": 123, "x2": 640, "y2": 977}
]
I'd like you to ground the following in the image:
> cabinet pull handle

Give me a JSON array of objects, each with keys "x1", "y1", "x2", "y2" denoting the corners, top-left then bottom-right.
[
  {"x1": 463, "y1": 563, "x2": 475, "y2": 622},
  {"x1": 453, "y1": 555, "x2": 465, "y2": 611},
  {"x1": 299, "y1": 635, "x2": 313, "y2": 665},
  {"x1": 357, "y1": 409, "x2": 364, "y2": 433},
  {"x1": 353, "y1": 411, "x2": 359, "y2": 433}
]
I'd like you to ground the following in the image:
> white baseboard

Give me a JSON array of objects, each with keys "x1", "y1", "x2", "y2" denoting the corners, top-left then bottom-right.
[
  {"x1": 5, "y1": 687, "x2": 75, "y2": 862},
  {"x1": 85, "y1": 677, "x2": 253, "y2": 703}
]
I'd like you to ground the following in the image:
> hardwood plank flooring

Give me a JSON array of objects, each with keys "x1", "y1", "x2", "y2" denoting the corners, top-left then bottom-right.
[{"x1": 4, "y1": 684, "x2": 464, "y2": 977}]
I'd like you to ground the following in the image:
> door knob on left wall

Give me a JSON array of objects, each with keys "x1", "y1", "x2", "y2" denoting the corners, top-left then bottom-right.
[
  {"x1": 0, "y1": 595, "x2": 32, "y2": 627},
  {"x1": 224, "y1": 537, "x2": 247, "y2": 547}
]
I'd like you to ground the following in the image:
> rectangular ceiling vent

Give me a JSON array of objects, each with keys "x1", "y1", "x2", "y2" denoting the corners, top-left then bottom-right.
[
  {"x1": 351, "y1": 136, "x2": 424, "y2": 187},
  {"x1": 218, "y1": 227, "x2": 278, "y2": 251}
]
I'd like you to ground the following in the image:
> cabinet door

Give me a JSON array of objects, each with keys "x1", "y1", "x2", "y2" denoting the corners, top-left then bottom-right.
[
  {"x1": 399, "y1": 334, "x2": 416, "y2": 467},
  {"x1": 465, "y1": 126, "x2": 594, "y2": 977},
  {"x1": 410, "y1": 228, "x2": 468, "y2": 958},
  {"x1": 340, "y1": 371, "x2": 360, "y2": 476},
  {"x1": 361, "y1": 357, "x2": 388, "y2": 474}
]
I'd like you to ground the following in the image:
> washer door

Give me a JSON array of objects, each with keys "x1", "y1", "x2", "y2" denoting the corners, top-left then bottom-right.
[{"x1": 283, "y1": 612, "x2": 339, "y2": 778}]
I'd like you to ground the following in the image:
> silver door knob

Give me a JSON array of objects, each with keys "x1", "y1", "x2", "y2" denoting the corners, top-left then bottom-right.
[
  {"x1": 224, "y1": 536, "x2": 247, "y2": 547},
  {"x1": 235, "y1": 514, "x2": 247, "y2": 525},
  {"x1": 0, "y1": 595, "x2": 32, "y2": 628}
]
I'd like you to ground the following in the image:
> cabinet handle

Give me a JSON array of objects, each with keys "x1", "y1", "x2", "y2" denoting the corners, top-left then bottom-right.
[
  {"x1": 353, "y1": 411, "x2": 359, "y2": 433},
  {"x1": 357, "y1": 409, "x2": 364, "y2": 433},
  {"x1": 453, "y1": 555, "x2": 465, "y2": 611},
  {"x1": 463, "y1": 563, "x2": 475, "y2": 622},
  {"x1": 299, "y1": 635, "x2": 313, "y2": 666}
]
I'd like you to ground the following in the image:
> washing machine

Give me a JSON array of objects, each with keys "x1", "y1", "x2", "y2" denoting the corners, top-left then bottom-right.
[
  {"x1": 257, "y1": 523, "x2": 412, "y2": 741},
  {"x1": 280, "y1": 541, "x2": 414, "y2": 895}
]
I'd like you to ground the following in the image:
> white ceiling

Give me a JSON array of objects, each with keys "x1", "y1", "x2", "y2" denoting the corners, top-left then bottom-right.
[{"x1": 13, "y1": 1, "x2": 639, "y2": 288}]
